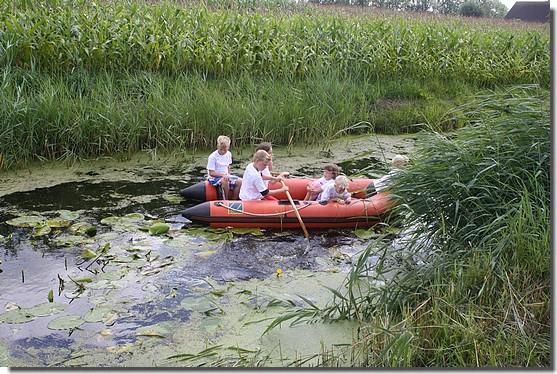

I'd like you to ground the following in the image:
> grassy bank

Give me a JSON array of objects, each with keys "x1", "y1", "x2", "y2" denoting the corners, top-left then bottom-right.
[
  {"x1": 0, "y1": 1, "x2": 550, "y2": 170},
  {"x1": 0, "y1": 68, "x2": 484, "y2": 169},
  {"x1": 268, "y1": 86, "x2": 550, "y2": 367}
]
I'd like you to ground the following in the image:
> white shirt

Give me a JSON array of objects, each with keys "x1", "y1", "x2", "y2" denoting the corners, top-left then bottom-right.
[
  {"x1": 239, "y1": 163, "x2": 268, "y2": 200},
  {"x1": 319, "y1": 183, "x2": 351, "y2": 203},
  {"x1": 374, "y1": 170, "x2": 399, "y2": 192},
  {"x1": 261, "y1": 166, "x2": 271, "y2": 187},
  {"x1": 316, "y1": 179, "x2": 334, "y2": 200},
  {"x1": 207, "y1": 150, "x2": 232, "y2": 176}
]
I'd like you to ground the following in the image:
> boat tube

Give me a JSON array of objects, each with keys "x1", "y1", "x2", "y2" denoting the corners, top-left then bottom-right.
[
  {"x1": 182, "y1": 192, "x2": 392, "y2": 230},
  {"x1": 180, "y1": 178, "x2": 376, "y2": 201}
]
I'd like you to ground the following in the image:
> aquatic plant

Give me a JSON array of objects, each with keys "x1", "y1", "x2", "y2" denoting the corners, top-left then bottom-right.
[{"x1": 266, "y1": 86, "x2": 550, "y2": 366}]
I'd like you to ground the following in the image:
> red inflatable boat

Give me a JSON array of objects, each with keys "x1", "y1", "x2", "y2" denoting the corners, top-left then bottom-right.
[
  {"x1": 181, "y1": 178, "x2": 393, "y2": 230},
  {"x1": 180, "y1": 178, "x2": 376, "y2": 201}
]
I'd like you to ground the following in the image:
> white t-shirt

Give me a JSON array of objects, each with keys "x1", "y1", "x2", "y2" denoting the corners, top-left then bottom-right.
[
  {"x1": 319, "y1": 183, "x2": 351, "y2": 203},
  {"x1": 207, "y1": 150, "x2": 232, "y2": 176},
  {"x1": 261, "y1": 166, "x2": 272, "y2": 187},
  {"x1": 316, "y1": 179, "x2": 334, "y2": 200},
  {"x1": 374, "y1": 170, "x2": 399, "y2": 192},
  {"x1": 239, "y1": 163, "x2": 268, "y2": 200}
]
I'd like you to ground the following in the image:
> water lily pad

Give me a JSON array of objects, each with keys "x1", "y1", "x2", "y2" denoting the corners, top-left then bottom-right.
[
  {"x1": 47, "y1": 218, "x2": 71, "y2": 228},
  {"x1": 185, "y1": 227, "x2": 232, "y2": 241},
  {"x1": 354, "y1": 228, "x2": 380, "y2": 239},
  {"x1": 162, "y1": 193, "x2": 183, "y2": 204},
  {"x1": 81, "y1": 249, "x2": 98, "y2": 260},
  {"x1": 32, "y1": 224, "x2": 52, "y2": 237},
  {"x1": 69, "y1": 222, "x2": 97, "y2": 237},
  {"x1": 136, "y1": 323, "x2": 169, "y2": 338},
  {"x1": 0, "y1": 309, "x2": 35, "y2": 324},
  {"x1": 52, "y1": 235, "x2": 95, "y2": 246},
  {"x1": 83, "y1": 307, "x2": 114, "y2": 323},
  {"x1": 180, "y1": 296, "x2": 217, "y2": 313},
  {"x1": 149, "y1": 223, "x2": 170, "y2": 235},
  {"x1": 229, "y1": 227, "x2": 264, "y2": 236},
  {"x1": 124, "y1": 213, "x2": 144, "y2": 221},
  {"x1": 5, "y1": 215, "x2": 45, "y2": 228},
  {"x1": 47, "y1": 315, "x2": 84, "y2": 330},
  {"x1": 195, "y1": 250, "x2": 217, "y2": 257},
  {"x1": 109, "y1": 192, "x2": 129, "y2": 199},
  {"x1": 100, "y1": 216, "x2": 121, "y2": 226},
  {"x1": 25, "y1": 302, "x2": 66, "y2": 317},
  {"x1": 57, "y1": 210, "x2": 80, "y2": 221}
]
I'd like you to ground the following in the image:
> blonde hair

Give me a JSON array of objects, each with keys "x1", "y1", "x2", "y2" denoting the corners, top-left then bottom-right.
[
  {"x1": 392, "y1": 154, "x2": 409, "y2": 168},
  {"x1": 217, "y1": 135, "x2": 231, "y2": 148},
  {"x1": 253, "y1": 149, "x2": 270, "y2": 163},
  {"x1": 334, "y1": 175, "x2": 349, "y2": 189}
]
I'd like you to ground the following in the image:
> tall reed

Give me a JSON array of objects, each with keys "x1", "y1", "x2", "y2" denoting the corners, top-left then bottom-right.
[
  {"x1": 0, "y1": 67, "x2": 475, "y2": 169},
  {"x1": 266, "y1": 86, "x2": 550, "y2": 366}
]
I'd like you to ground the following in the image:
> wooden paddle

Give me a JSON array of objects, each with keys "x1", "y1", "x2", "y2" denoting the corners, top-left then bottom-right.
[{"x1": 281, "y1": 181, "x2": 309, "y2": 239}]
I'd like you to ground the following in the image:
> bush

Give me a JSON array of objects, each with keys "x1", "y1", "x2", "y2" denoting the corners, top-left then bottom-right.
[{"x1": 459, "y1": 1, "x2": 484, "y2": 16}]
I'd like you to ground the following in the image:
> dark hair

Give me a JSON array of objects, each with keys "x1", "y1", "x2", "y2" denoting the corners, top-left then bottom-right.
[
  {"x1": 255, "y1": 142, "x2": 272, "y2": 153},
  {"x1": 323, "y1": 163, "x2": 341, "y2": 178}
]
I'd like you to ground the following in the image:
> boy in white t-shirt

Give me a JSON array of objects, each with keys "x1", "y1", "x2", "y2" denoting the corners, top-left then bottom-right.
[
  {"x1": 207, "y1": 135, "x2": 242, "y2": 200},
  {"x1": 254, "y1": 142, "x2": 289, "y2": 187},
  {"x1": 239, "y1": 150, "x2": 289, "y2": 201}
]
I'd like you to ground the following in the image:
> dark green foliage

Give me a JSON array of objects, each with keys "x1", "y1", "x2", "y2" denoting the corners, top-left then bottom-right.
[
  {"x1": 267, "y1": 86, "x2": 550, "y2": 366},
  {"x1": 460, "y1": 1, "x2": 485, "y2": 17}
]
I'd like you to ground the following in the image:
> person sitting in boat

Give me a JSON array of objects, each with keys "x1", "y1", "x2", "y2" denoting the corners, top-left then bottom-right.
[
  {"x1": 319, "y1": 175, "x2": 352, "y2": 205},
  {"x1": 373, "y1": 154, "x2": 410, "y2": 193},
  {"x1": 255, "y1": 142, "x2": 290, "y2": 187},
  {"x1": 304, "y1": 163, "x2": 341, "y2": 201},
  {"x1": 239, "y1": 150, "x2": 289, "y2": 201},
  {"x1": 207, "y1": 135, "x2": 242, "y2": 200}
]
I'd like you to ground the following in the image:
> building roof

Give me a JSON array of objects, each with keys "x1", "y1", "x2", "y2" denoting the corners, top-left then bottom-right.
[{"x1": 504, "y1": 1, "x2": 550, "y2": 22}]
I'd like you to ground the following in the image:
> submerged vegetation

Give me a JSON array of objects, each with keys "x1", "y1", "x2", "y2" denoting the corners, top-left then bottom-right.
[
  {"x1": 270, "y1": 87, "x2": 550, "y2": 367},
  {"x1": 0, "y1": 0, "x2": 550, "y2": 169}
]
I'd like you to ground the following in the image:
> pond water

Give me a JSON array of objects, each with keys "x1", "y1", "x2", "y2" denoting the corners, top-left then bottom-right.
[{"x1": 0, "y1": 134, "x2": 415, "y2": 367}]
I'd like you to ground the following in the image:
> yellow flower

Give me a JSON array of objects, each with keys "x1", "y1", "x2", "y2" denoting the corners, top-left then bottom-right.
[{"x1": 276, "y1": 268, "x2": 283, "y2": 277}]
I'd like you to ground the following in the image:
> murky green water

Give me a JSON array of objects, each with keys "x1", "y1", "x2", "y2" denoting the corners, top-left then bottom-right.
[{"x1": 0, "y1": 134, "x2": 414, "y2": 367}]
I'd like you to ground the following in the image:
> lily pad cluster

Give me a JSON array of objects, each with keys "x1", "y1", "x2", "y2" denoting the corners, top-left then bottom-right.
[
  {"x1": 0, "y1": 302, "x2": 66, "y2": 324},
  {"x1": 4, "y1": 210, "x2": 97, "y2": 239}
]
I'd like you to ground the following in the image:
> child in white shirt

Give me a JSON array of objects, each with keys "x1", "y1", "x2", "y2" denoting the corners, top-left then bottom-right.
[
  {"x1": 319, "y1": 175, "x2": 352, "y2": 204},
  {"x1": 207, "y1": 135, "x2": 242, "y2": 200},
  {"x1": 255, "y1": 142, "x2": 289, "y2": 187},
  {"x1": 304, "y1": 163, "x2": 341, "y2": 201},
  {"x1": 239, "y1": 150, "x2": 288, "y2": 201},
  {"x1": 373, "y1": 154, "x2": 410, "y2": 193}
]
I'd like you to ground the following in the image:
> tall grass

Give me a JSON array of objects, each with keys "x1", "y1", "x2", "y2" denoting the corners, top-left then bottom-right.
[
  {"x1": 0, "y1": 1, "x2": 549, "y2": 85},
  {"x1": 266, "y1": 86, "x2": 550, "y2": 367},
  {"x1": 0, "y1": 67, "x2": 475, "y2": 169}
]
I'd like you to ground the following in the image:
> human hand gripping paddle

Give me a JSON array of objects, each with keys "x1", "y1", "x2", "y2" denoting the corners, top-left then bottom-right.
[{"x1": 280, "y1": 180, "x2": 309, "y2": 239}]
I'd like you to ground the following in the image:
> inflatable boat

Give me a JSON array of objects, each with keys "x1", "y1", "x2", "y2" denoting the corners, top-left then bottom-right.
[
  {"x1": 180, "y1": 178, "x2": 376, "y2": 201},
  {"x1": 182, "y1": 179, "x2": 392, "y2": 230}
]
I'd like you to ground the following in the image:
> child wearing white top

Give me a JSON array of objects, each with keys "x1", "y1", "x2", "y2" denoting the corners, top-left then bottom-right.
[
  {"x1": 373, "y1": 154, "x2": 410, "y2": 193},
  {"x1": 207, "y1": 135, "x2": 242, "y2": 200},
  {"x1": 239, "y1": 150, "x2": 288, "y2": 201},
  {"x1": 304, "y1": 163, "x2": 341, "y2": 201},
  {"x1": 254, "y1": 142, "x2": 289, "y2": 187},
  {"x1": 319, "y1": 175, "x2": 352, "y2": 204}
]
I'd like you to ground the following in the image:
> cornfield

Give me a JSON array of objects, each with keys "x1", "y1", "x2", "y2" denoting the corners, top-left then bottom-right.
[{"x1": 0, "y1": 1, "x2": 550, "y2": 85}]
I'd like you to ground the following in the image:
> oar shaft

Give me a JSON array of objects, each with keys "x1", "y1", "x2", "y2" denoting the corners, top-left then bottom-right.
[{"x1": 281, "y1": 181, "x2": 309, "y2": 239}]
